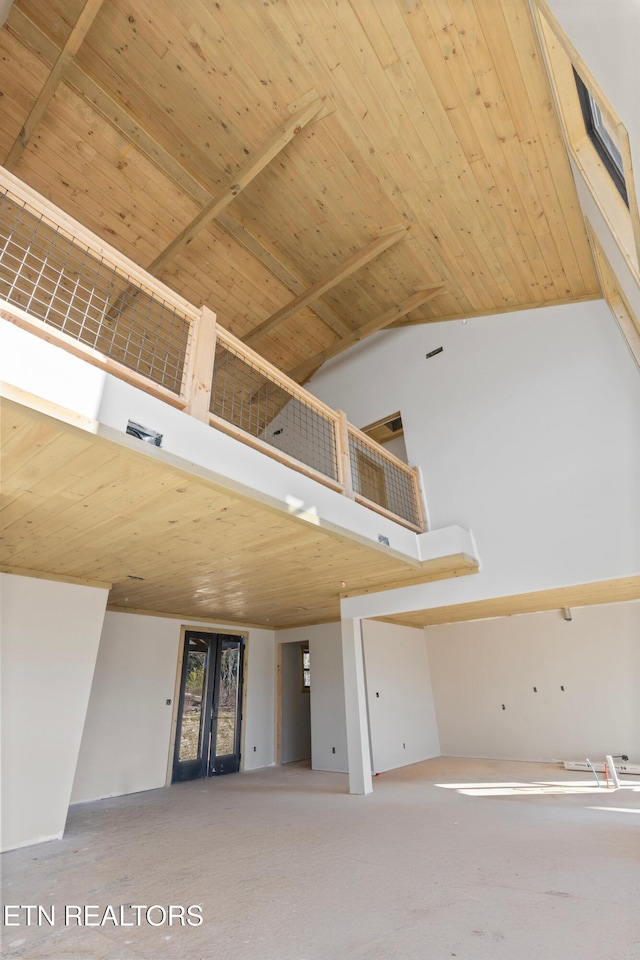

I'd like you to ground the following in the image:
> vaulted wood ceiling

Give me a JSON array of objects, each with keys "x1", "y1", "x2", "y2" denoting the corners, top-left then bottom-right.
[{"x1": 0, "y1": 0, "x2": 600, "y2": 380}]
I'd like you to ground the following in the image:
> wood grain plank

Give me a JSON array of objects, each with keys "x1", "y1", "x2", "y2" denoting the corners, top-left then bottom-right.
[
  {"x1": 244, "y1": 227, "x2": 409, "y2": 346},
  {"x1": 5, "y1": 0, "x2": 106, "y2": 168},
  {"x1": 147, "y1": 98, "x2": 326, "y2": 275}
]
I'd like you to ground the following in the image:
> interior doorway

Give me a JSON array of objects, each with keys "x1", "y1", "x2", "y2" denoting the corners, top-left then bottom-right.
[
  {"x1": 278, "y1": 640, "x2": 311, "y2": 764},
  {"x1": 172, "y1": 631, "x2": 245, "y2": 782}
]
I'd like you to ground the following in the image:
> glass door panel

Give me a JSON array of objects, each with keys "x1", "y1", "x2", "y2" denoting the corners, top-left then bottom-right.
[
  {"x1": 178, "y1": 640, "x2": 208, "y2": 762},
  {"x1": 212, "y1": 639, "x2": 242, "y2": 774},
  {"x1": 173, "y1": 632, "x2": 244, "y2": 782}
]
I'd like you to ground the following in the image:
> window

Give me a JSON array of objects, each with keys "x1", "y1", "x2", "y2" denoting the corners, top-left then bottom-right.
[
  {"x1": 574, "y1": 69, "x2": 628, "y2": 206},
  {"x1": 302, "y1": 647, "x2": 310, "y2": 691},
  {"x1": 533, "y1": 1, "x2": 640, "y2": 278}
]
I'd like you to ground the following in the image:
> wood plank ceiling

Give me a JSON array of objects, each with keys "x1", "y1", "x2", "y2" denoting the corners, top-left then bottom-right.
[
  {"x1": 0, "y1": 0, "x2": 600, "y2": 381},
  {"x1": 0, "y1": 397, "x2": 477, "y2": 627}
]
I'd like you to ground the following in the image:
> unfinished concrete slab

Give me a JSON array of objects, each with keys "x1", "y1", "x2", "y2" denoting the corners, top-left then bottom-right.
[{"x1": 2, "y1": 758, "x2": 639, "y2": 960}]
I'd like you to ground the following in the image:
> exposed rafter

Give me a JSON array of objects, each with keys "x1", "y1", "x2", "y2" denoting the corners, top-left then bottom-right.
[
  {"x1": 147, "y1": 98, "x2": 325, "y2": 275},
  {"x1": 215, "y1": 211, "x2": 352, "y2": 339},
  {"x1": 4, "y1": 0, "x2": 105, "y2": 169},
  {"x1": 288, "y1": 286, "x2": 447, "y2": 383},
  {"x1": 4, "y1": 11, "x2": 416, "y2": 351},
  {"x1": 6, "y1": 10, "x2": 349, "y2": 337},
  {"x1": 243, "y1": 227, "x2": 409, "y2": 347}
]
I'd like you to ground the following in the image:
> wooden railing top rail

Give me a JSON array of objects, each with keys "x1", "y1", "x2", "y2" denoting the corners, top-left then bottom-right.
[{"x1": 0, "y1": 167, "x2": 200, "y2": 322}]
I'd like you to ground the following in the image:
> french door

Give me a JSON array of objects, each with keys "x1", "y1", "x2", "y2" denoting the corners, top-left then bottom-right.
[{"x1": 172, "y1": 631, "x2": 245, "y2": 782}]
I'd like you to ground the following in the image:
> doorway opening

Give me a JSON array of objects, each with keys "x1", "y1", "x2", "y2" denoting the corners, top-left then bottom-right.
[
  {"x1": 361, "y1": 411, "x2": 408, "y2": 463},
  {"x1": 172, "y1": 631, "x2": 245, "y2": 783},
  {"x1": 277, "y1": 640, "x2": 311, "y2": 765}
]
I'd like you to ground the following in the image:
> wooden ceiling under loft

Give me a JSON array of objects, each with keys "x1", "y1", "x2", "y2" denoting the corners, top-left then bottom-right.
[
  {"x1": 0, "y1": 0, "x2": 601, "y2": 381},
  {"x1": 0, "y1": 397, "x2": 478, "y2": 627}
]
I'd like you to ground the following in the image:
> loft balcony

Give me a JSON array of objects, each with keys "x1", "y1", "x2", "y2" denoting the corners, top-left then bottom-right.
[{"x1": 0, "y1": 168, "x2": 478, "y2": 626}]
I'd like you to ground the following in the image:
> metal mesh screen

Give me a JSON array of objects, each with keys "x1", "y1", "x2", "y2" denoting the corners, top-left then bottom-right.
[
  {"x1": 0, "y1": 190, "x2": 192, "y2": 394},
  {"x1": 211, "y1": 341, "x2": 338, "y2": 481},
  {"x1": 349, "y1": 432, "x2": 420, "y2": 527}
]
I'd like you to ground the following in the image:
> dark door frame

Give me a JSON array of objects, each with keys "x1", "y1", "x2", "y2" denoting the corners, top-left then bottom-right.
[{"x1": 171, "y1": 629, "x2": 245, "y2": 783}]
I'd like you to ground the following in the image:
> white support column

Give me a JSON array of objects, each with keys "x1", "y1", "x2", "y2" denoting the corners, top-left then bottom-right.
[{"x1": 341, "y1": 616, "x2": 373, "y2": 795}]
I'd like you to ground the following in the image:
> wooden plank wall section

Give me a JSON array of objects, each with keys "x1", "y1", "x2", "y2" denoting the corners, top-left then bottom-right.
[{"x1": 0, "y1": 0, "x2": 600, "y2": 378}]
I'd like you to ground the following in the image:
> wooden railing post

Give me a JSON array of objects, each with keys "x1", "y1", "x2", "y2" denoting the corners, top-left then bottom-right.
[
  {"x1": 411, "y1": 465, "x2": 428, "y2": 532},
  {"x1": 336, "y1": 410, "x2": 354, "y2": 498},
  {"x1": 185, "y1": 305, "x2": 217, "y2": 421}
]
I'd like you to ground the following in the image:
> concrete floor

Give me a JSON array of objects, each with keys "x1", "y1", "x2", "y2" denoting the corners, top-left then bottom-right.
[{"x1": 2, "y1": 757, "x2": 639, "y2": 960}]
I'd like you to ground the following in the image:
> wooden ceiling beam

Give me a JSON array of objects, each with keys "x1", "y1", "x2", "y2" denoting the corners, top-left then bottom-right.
[
  {"x1": 146, "y1": 98, "x2": 325, "y2": 275},
  {"x1": 215, "y1": 211, "x2": 352, "y2": 339},
  {"x1": 243, "y1": 227, "x2": 409, "y2": 347},
  {"x1": 4, "y1": 0, "x2": 105, "y2": 170},
  {"x1": 7, "y1": 9, "x2": 352, "y2": 340},
  {"x1": 288, "y1": 285, "x2": 447, "y2": 384}
]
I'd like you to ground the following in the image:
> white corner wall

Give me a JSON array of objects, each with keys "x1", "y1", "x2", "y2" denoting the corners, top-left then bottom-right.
[
  {"x1": 1, "y1": 574, "x2": 108, "y2": 851},
  {"x1": 70, "y1": 611, "x2": 181, "y2": 803},
  {"x1": 242, "y1": 627, "x2": 277, "y2": 772},
  {"x1": 71, "y1": 612, "x2": 275, "y2": 804},
  {"x1": 427, "y1": 600, "x2": 640, "y2": 762},
  {"x1": 362, "y1": 620, "x2": 440, "y2": 773},
  {"x1": 278, "y1": 622, "x2": 348, "y2": 773},
  {"x1": 311, "y1": 300, "x2": 640, "y2": 620}
]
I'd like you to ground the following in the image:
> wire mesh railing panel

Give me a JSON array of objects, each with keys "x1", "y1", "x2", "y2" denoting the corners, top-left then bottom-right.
[
  {"x1": 348, "y1": 431, "x2": 421, "y2": 528},
  {"x1": 0, "y1": 190, "x2": 192, "y2": 394},
  {"x1": 210, "y1": 341, "x2": 339, "y2": 481}
]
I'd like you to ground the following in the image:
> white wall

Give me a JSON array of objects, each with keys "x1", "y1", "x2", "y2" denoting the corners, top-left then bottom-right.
[
  {"x1": 427, "y1": 600, "x2": 640, "y2": 762},
  {"x1": 71, "y1": 612, "x2": 275, "y2": 804},
  {"x1": 1, "y1": 574, "x2": 108, "y2": 851},
  {"x1": 242, "y1": 627, "x2": 276, "y2": 772},
  {"x1": 71, "y1": 612, "x2": 181, "y2": 803},
  {"x1": 279, "y1": 622, "x2": 348, "y2": 773},
  {"x1": 362, "y1": 620, "x2": 440, "y2": 773},
  {"x1": 313, "y1": 300, "x2": 640, "y2": 620},
  {"x1": 280, "y1": 640, "x2": 311, "y2": 763},
  {"x1": 259, "y1": 398, "x2": 339, "y2": 480},
  {"x1": 381, "y1": 434, "x2": 408, "y2": 463},
  {"x1": 0, "y1": 1, "x2": 14, "y2": 28}
]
